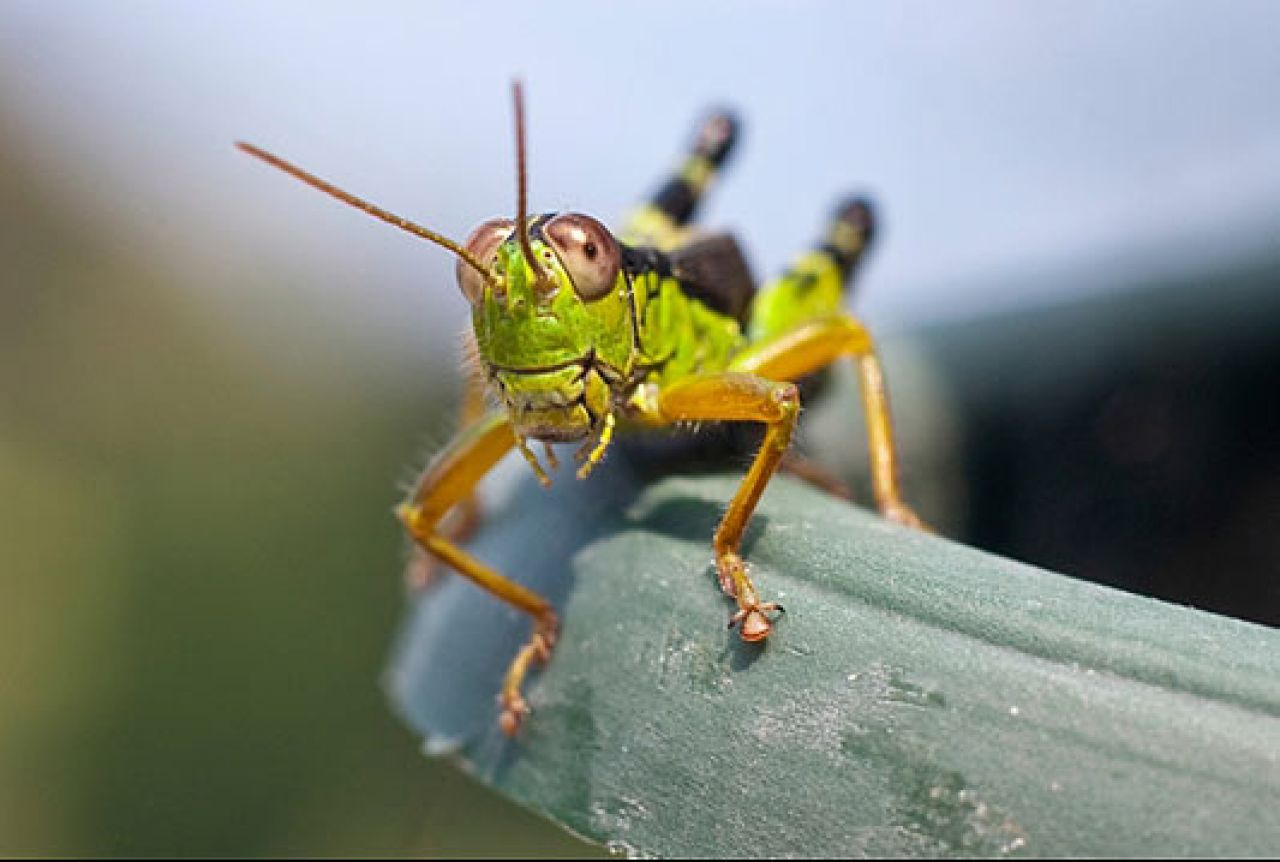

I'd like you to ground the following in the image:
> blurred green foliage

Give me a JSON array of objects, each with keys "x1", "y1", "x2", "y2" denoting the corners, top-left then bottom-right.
[{"x1": 0, "y1": 137, "x2": 596, "y2": 854}]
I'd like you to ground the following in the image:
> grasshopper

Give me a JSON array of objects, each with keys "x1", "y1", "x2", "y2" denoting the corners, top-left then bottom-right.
[{"x1": 238, "y1": 83, "x2": 925, "y2": 736}]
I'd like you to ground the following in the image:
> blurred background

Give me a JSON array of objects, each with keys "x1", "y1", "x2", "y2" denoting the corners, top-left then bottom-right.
[{"x1": 2, "y1": 1, "x2": 1278, "y2": 855}]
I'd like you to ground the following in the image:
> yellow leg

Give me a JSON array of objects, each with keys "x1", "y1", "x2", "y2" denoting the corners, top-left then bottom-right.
[
  {"x1": 405, "y1": 358, "x2": 496, "y2": 591},
  {"x1": 449, "y1": 352, "x2": 494, "y2": 532},
  {"x1": 730, "y1": 314, "x2": 926, "y2": 529},
  {"x1": 396, "y1": 411, "x2": 558, "y2": 736},
  {"x1": 636, "y1": 373, "x2": 800, "y2": 641},
  {"x1": 778, "y1": 450, "x2": 852, "y2": 500}
]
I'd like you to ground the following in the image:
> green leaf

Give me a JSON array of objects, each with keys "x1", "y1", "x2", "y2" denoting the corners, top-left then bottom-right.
[{"x1": 387, "y1": 461, "x2": 1280, "y2": 857}]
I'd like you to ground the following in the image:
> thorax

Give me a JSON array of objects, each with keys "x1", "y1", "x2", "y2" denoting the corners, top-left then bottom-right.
[{"x1": 627, "y1": 267, "x2": 747, "y2": 391}]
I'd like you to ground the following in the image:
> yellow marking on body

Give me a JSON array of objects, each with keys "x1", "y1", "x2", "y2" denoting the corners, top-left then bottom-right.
[
  {"x1": 622, "y1": 205, "x2": 688, "y2": 250},
  {"x1": 828, "y1": 219, "x2": 865, "y2": 256},
  {"x1": 680, "y1": 155, "x2": 715, "y2": 192}
]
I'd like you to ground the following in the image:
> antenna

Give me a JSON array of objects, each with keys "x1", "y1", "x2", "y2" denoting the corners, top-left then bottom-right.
[
  {"x1": 511, "y1": 81, "x2": 550, "y2": 290},
  {"x1": 236, "y1": 141, "x2": 496, "y2": 288}
]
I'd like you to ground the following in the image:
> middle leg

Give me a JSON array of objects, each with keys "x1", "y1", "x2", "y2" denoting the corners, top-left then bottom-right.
[
  {"x1": 730, "y1": 314, "x2": 926, "y2": 529},
  {"x1": 396, "y1": 412, "x2": 558, "y2": 735}
]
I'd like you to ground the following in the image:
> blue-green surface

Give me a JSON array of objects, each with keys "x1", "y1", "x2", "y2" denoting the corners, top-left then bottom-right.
[{"x1": 388, "y1": 461, "x2": 1280, "y2": 857}]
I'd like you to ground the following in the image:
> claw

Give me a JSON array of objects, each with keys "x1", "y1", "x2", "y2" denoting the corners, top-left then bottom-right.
[
  {"x1": 728, "y1": 602, "x2": 783, "y2": 642},
  {"x1": 496, "y1": 613, "x2": 559, "y2": 735},
  {"x1": 740, "y1": 609, "x2": 772, "y2": 641},
  {"x1": 499, "y1": 694, "x2": 529, "y2": 737}
]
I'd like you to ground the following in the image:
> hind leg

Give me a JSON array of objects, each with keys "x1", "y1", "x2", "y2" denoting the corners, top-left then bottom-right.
[
  {"x1": 621, "y1": 111, "x2": 739, "y2": 251},
  {"x1": 731, "y1": 313, "x2": 926, "y2": 530},
  {"x1": 747, "y1": 196, "x2": 877, "y2": 342},
  {"x1": 736, "y1": 197, "x2": 925, "y2": 528}
]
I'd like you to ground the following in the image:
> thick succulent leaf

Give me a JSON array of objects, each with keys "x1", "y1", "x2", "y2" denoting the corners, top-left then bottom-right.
[{"x1": 387, "y1": 459, "x2": 1280, "y2": 858}]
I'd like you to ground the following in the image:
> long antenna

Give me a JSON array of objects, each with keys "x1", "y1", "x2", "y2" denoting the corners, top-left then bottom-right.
[
  {"x1": 236, "y1": 141, "x2": 496, "y2": 288},
  {"x1": 512, "y1": 81, "x2": 549, "y2": 289}
]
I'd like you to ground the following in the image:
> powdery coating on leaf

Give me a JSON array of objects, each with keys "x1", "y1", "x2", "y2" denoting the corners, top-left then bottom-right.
[{"x1": 388, "y1": 469, "x2": 1280, "y2": 858}]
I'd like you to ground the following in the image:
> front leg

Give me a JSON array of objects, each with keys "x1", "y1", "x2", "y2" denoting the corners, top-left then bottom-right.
[
  {"x1": 635, "y1": 373, "x2": 800, "y2": 641},
  {"x1": 396, "y1": 411, "x2": 558, "y2": 736},
  {"x1": 405, "y1": 337, "x2": 494, "y2": 591}
]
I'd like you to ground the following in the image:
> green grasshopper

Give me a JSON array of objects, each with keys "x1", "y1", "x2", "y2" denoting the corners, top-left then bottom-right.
[{"x1": 238, "y1": 82, "x2": 925, "y2": 736}]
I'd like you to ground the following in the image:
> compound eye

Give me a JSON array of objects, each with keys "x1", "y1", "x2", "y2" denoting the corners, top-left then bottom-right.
[
  {"x1": 543, "y1": 213, "x2": 620, "y2": 301},
  {"x1": 456, "y1": 218, "x2": 513, "y2": 304}
]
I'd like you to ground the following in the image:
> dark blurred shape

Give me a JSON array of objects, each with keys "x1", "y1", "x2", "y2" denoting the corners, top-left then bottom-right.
[{"x1": 926, "y1": 263, "x2": 1280, "y2": 626}]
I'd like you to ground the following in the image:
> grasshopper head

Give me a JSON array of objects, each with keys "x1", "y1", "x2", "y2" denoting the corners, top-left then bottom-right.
[
  {"x1": 235, "y1": 83, "x2": 631, "y2": 454},
  {"x1": 457, "y1": 213, "x2": 632, "y2": 442}
]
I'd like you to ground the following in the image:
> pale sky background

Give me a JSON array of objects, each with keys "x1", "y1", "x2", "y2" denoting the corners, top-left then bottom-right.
[{"x1": 2, "y1": 1, "x2": 1278, "y2": 363}]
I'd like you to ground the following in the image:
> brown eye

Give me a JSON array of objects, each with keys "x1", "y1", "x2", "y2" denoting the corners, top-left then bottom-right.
[
  {"x1": 544, "y1": 213, "x2": 620, "y2": 301},
  {"x1": 457, "y1": 218, "x2": 513, "y2": 304}
]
